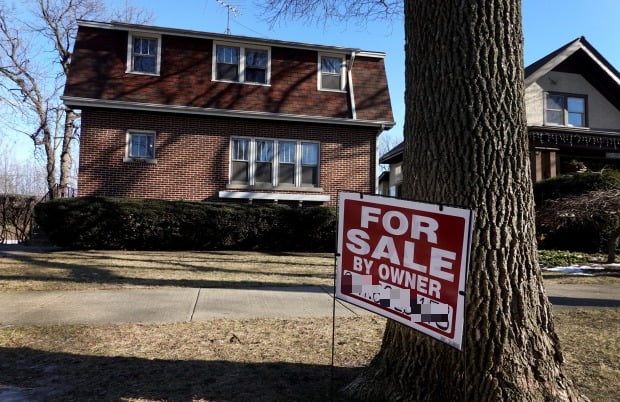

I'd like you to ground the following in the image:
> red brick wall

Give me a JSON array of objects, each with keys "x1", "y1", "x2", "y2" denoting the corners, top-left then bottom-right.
[
  {"x1": 65, "y1": 26, "x2": 396, "y2": 121},
  {"x1": 78, "y1": 108, "x2": 378, "y2": 207}
]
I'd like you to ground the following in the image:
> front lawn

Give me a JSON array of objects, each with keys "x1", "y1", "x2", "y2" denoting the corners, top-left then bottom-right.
[
  {"x1": 1, "y1": 309, "x2": 618, "y2": 401},
  {"x1": 0, "y1": 250, "x2": 334, "y2": 291},
  {"x1": 1, "y1": 249, "x2": 618, "y2": 292}
]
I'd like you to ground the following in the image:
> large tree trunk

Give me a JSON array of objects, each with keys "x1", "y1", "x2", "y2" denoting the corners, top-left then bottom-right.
[
  {"x1": 343, "y1": 1, "x2": 585, "y2": 400},
  {"x1": 42, "y1": 129, "x2": 56, "y2": 197},
  {"x1": 59, "y1": 107, "x2": 78, "y2": 195}
]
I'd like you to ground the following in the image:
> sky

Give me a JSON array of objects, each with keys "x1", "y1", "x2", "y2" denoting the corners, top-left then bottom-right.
[{"x1": 3, "y1": 0, "x2": 620, "y2": 162}]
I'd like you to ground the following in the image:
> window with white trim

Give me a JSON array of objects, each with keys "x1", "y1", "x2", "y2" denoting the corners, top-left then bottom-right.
[
  {"x1": 229, "y1": 138, "x2": 320, "y2": 187},
  {"x1": 319, "y1": 54, "x2": 345, "y2": 91},
  {"x1": 214, "y1": 42, "x2": 270, "y2": 85},
  {"x1": 231, "y1": 138, "x2": 249, "y2": 182},
  {"x1": 301, "y1": 142, "x2": 319, "y2": 186},
  {"x1": 126, "y1": 130, "x2": 156, "y2": 160},
  {"x1": 545, "y1": 93, "x2": 587, "y2": 127},
  {"x1": 127, "y1": 33, "x2": 161, "y2": 75}
]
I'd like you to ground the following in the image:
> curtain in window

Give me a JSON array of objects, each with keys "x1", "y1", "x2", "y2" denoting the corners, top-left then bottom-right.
[
  {"x1": 217, "y1": 46, "x2": 240, "y2": 81},
  {"x1": 133, "y1": 37, "x2": 157, "y2": 73},
  {"x1": 301, "y1": 143, "x2": 318, "y2": 186},
  {"x1": 278, "y1": 142, "x2": 296, "y2": 185}
]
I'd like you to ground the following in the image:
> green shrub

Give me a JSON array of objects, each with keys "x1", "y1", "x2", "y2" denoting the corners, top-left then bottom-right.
[
  {"x1": 534, "y1": 169, "x2": 620, "y2": 205},
  {"x1": 537, "y1": 249, "x2": 598, "y2": 267},
  {"x1": 34, "y1": 197, "x2": 336, "y2": 251}
]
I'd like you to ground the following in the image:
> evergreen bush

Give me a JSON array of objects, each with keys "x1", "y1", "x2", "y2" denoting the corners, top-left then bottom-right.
[{"x1": 34, "y1": 197, "x2": 336, "y2": 251}]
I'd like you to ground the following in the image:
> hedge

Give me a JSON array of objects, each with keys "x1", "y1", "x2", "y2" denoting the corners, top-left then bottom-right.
[
  {"x1": 34, "y1": 197, "x2": 336, "y2": 252},
  {"x1": 533, "y1": 169, "x2": 620, "y2": 205}
]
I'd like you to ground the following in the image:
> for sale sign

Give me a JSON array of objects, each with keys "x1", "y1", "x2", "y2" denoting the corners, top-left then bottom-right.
[{"x1": 336, "y1": 192, "x2": 475, "y2": 350}]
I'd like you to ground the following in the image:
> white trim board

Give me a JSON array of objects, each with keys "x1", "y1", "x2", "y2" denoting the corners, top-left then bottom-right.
[{"x1": 218, "y1": 191, "x2": 330, "y2": 202}]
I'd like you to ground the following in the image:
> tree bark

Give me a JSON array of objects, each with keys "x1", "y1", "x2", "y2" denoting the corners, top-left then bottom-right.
[
  {"x1": 59, "y1": 108, "x2": 78, "y2": 194},
  {"x1": 42, "y1": 128, "x2": 56, "y2": 197},
  {"x1": 343, "y1": 1, "x2": 586, "y2": 400}
]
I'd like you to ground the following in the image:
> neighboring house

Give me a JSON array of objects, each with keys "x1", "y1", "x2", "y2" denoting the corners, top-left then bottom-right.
[
  {"x1": 380, "y1": 37, "x2": 620, "y2": 191},
  {"x1": 63, "y1": 21, "x2": 394, "y2": 207},
  {"x1": 525, "y1": 36, "x2": 620, "y2": 180},
  {"x1": 378, "y1": 142, "x2": 403, "y2": 197}
]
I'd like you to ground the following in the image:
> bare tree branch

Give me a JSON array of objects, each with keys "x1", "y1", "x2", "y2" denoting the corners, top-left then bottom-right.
[
  {"x1": 258, "y1": 0, "x2": 402, "y2": 27},
  {"x1": 0, "y1": 0, "x2": 153, "y2": 195}
]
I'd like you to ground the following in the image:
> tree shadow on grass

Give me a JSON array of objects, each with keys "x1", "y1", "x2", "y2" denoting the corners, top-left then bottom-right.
[
  {"x1": 0, "y1": 347, "x2": 362, "y2": 402},
  {"x1": 0, "y1": 248, "x2": 334, "y2": 290}
]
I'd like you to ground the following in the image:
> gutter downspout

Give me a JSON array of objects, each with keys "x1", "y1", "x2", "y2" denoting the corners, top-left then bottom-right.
[
  {"x1": 348, "y1": 51, "x2": 357, "y2": 120},
  {"x1": 375, "y1": 124, "x2": 385, "y2": 194}
]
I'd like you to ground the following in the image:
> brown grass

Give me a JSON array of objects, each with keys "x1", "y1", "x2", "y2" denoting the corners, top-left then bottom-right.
[
  {"x1": 554, "y1": 309, "x2": 620, "y2": 401},
  {"x1": 0, "y1": 310, "x2": 618, "y2": 401},
  {"x1": 2, "y1": 248, "x2": 618, "y2": 292},
  {"x1": 0, "y1": 250, "x2": 334, "y2": 291}
]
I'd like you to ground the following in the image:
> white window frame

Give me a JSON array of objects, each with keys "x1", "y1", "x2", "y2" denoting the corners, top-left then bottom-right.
[
  {"x1": 318, "y1": 53, "x2": 346, "y2": 92},
  {"x1": 544, "y1": 92, "x2": 588, "y2": 128},
  {"x1": 212, "y1": 41, "x2": 271, "y2": 86},
  {"x1": 229, "y1": 137, "x2": 320, "y2": 188},
  {"x1": 124, "y1": 130, "x2": 157, "y2": 163},
  {"x1": 126, "y1": 32, "x2": 162, "y2": 76}
]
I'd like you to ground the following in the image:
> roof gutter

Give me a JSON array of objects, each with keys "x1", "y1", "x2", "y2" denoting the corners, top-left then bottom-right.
[{"x1": 62, "y1": 96, "x2": 396, "y2": 129}]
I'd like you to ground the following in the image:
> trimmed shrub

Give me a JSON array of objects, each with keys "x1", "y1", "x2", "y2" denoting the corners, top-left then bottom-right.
[
  {"x1": 34, "y1": 197, "x2": 336, "y2": 252},
  {"x1": 534, "y1": 169, "x2": 620, "y2": 205}
]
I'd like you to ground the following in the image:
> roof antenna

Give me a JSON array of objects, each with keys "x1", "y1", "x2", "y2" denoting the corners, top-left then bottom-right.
[{"x1": 215, "y1": 0, "x2": 239, "y2": 35}]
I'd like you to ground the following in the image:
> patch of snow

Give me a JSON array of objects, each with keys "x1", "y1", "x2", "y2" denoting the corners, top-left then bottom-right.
[{"x1": 543, "y1": 265, "x2": 605, "y2": 276}]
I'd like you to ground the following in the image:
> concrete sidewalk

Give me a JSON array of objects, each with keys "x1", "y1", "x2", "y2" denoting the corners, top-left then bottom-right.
[
  {"x1": 0, "y1": 283, "x2": 618, "y2": 326},
  {"x1": 0, "y1": 286, "x2": 371, "y2": 326}
]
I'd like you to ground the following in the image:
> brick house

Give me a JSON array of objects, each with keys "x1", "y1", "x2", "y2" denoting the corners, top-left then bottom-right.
[
  {"x1": 379, "y1": 36, "x2": 620, "y2": 195},
  {"x1": 62, "y1": 21, "x2": 394, "y2": 207}
]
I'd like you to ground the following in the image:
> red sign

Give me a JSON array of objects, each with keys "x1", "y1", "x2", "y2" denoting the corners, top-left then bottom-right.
[{"x1": 336, "y1": 192, "x2": 474, "y2": 350}]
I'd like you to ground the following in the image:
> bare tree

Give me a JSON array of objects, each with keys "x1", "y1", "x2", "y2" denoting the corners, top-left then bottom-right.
[
  {"x1": 261, "y1": 0, "x2": 402, "y2": 26},
  {"x1": 538, "y1": 190, "x2": 620, "y2": 263},
  {"x1": 0, "y1": 6, "x2": 59, "y2": 193},
  {"x1": 0, "y1": 0, "x2": 152, "y2": 197},
  {"x1": 263, "y1": 0, "x2": 584, "y2": 400}
]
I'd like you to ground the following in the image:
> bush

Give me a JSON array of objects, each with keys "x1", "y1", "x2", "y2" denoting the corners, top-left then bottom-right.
[
  {"x1": 0, "y1": 194, "x2": 38, "y2": 243},
  {"x1": 34, "y1": 197, "x2": 336, "y2": 252},
  {"x1": 537, "y1": 249, "x2": 599, "y2": 267},
  {"x1": 534, "y1": 169, "x2": 620, "y2": 205},
  {"x1": 536, "y1": 190, "x2": 620, "y2": 262}
]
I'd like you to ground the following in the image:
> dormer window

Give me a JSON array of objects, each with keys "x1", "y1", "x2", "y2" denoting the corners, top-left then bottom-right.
[
  {"x1": 245, "y1": 49, "x2": 268, "y2": 84},
  {"x1": 319, "y1": 54, "x2": 346, "y2": 91},
  {"x1": 545, "y1": 93, "x2": 587, "y2": 127},
  {"x1": 213, "y1": 42, "x2": 270, "y2": 85},
  {"x1": 127, "y1": 33, "x2": 161, "y2": 75},
  {"x1": 215, "y1": 45, "x2": 240, "y2": 81}
]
